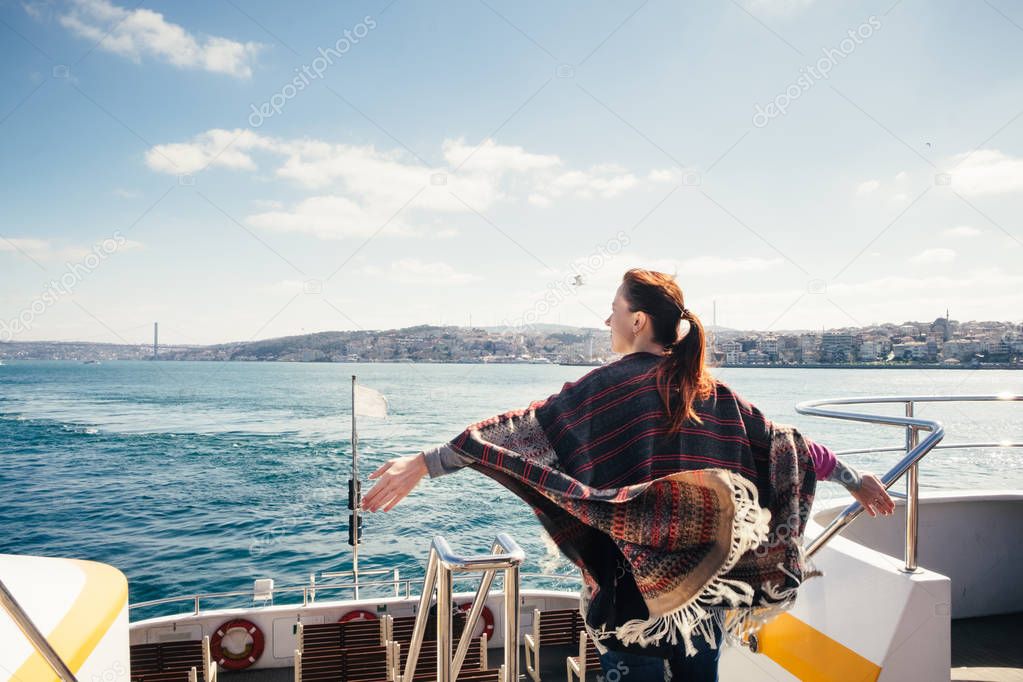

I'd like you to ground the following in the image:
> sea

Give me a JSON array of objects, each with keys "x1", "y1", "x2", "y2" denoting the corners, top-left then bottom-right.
[{"x1": 1, "y1": 360, "x2": 1020, "y2": 619}]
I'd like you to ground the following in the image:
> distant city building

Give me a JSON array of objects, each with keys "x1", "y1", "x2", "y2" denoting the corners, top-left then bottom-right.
[
  {"x1": 892, "y1": 341, "x2": 929, "y2": 361},
  {"x1": 799, "y1": 334, "x2": 820, "y2": 363},
  {"x1": 930, "y1": 312, "x2": 953, "y2": 342},
  {"x1": 821, "y1": 333, "x2": 856, "y2": 363},
  {"x1": 858, "y1": 339, "x2": 884, "y2": 362}
]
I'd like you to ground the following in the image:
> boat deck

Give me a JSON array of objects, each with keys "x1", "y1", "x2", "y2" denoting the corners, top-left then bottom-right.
[
  {"x1": 951, "y1": 612, "x2": 1023, "y2": 682},
  {"x1": 220, "y1": 613, "x2": 1023, "y2": 681},
  {"x1": 222, "y1": 643, "x2": 586, "y2": 681}
]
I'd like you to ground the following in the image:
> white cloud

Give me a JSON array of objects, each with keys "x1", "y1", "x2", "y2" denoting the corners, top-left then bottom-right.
[
  {"x1": 247, "y1": 195, "x2": 416, "y2": 241},
  {"x1": 525, "y1": 251, "x2": 785, "y2": 300},
  {"x1": 273, "y1": 139, "x2": 638, "y2": 207},
  {"x1": 946, "y1": 149, "x2": 1023, "y2": 196},
  {"x1": 0, "y1": 236, "x2": 143, "y2": 262},
  {"x1": 516, "y1": 162, "x2": 649, "y2": 205},
  {"x1": 942, "y1": 225, "x2": 981, "y2": 237},
  {"x1": 895, "y1": 171, "x2": 908, "y2": 181},
  {"x1": 251, "y1": 199, "x2": 284, "y2": 210},
  {"x1": 360, "y1": 258, "x2": 480, "y2": 284},
  {"x1": 145, "y1": 128, "x2": 275, "y2": 174},
  {"x1": 829, "y1": 267, "x2": 1021, "y2": 297},
  {"x1": 648, "y1": 168, "x2": 682, "y2": 183},
  {"x1": 856, "y1": 179, "x2": 880, "y2": 195},
  {"x1": 0, "y1": 237, "x2": 52, "y2": 260},
  {"x1": 539, "y1": 167, "x2": 639, "y2": 201},
  {"x1": 442, "y1": 138, "x2": 560, "y2": 173},
  {"x1": 58, "y1": 0, "x2": 263, "y2": 78},
  {"x1": 708, "y1": 267, "x2": 1023, "y2": 330},
  {"x1": 21, "y1": 1, "x2": 49, "y2": 20},
  {"x1": 247, "y1": 197, "x2": 448, "y2": 242},
  {"x1": 276, "y1": 141, "x2": 504, "y2": 212},
  {"x1": 61, "y1": 238, "x2": 143, "y2": 261},
  {"x1": 112, "y1": 187, "x2": 139, "y2": 199},
  {"x1": 910, "y1": 247, "x2": 956, "y2": 265},
  {"x1": 147, "y1": 131, "x2": 680, "y2": 236}
]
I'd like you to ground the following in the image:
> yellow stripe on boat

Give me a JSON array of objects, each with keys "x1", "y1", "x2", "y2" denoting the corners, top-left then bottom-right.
[
  {"x1": 10, "y1": 558, "x2": 128, "y2": 682},
  {"x1": 758, "y1": 612, "x2": 882, "y2": 682}
]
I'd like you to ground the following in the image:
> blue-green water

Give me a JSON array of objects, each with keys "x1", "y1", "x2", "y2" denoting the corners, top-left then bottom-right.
[{"x1": 1, "y1": 361, "x2": 1020, "y2": 618}]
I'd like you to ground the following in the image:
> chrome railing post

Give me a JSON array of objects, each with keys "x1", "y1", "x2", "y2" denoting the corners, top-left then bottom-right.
[
  {"x1": 904, "y1": 401, "x2": 920, "y2": 572},
  {"x1": 436, "y1": 558, "x2": 453, "y2": 682},
  {"x1": 451, "y1": 566, "x2": 498, "y2": 679},
  {"x1": 503, "y1": 557, "x2": 521, "y2": 681},
  {"x1": 401, "y1": 545, "x2": 439, "y2": 682},
  {"x1": 401, "y1": 534, "x2": 523, "y2": 682},
  {"x1": 0, "y1": 578, "x2": 79, "y2": 682},
  {"x1": 797, "y1": 394, "x2": 947, "y2": 558},
  {"x1": 798, "y1": 394, "x2": 1021, "y2": 560}
]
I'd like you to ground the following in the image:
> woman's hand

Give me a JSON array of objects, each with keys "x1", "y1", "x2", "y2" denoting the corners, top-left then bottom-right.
[
  {"x1": 362, "y1": 453, "x2": 428, "y2": 512},
  {"x1": 849, "y1": 473, "x2": 896, "y2": 517}
]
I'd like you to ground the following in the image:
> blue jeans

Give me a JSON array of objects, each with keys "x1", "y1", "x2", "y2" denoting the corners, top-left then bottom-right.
[{"x1": 597, "y1": 621, "x2": 722, "y2": 682}]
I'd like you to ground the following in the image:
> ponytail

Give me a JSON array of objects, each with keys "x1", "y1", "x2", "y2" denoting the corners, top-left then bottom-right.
[{"x1": 656, "y1": 311, "x2": 714, "y2": 431}]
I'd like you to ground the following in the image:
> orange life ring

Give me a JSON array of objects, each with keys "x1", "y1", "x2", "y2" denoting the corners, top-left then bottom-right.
[
  {"x1": 210, "y1": 618, "x2": 264, "y2": 671},
  {"x1": 457, "y1": 602, "x2": 495, "y2": 641},
  {"x1": 339, "y1": 609, "x2": 378, "y2": 623}
]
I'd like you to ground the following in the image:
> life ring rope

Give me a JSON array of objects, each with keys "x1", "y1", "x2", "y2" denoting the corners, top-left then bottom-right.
[
  {"x1": 210, "y1": 618, "x2": 265, "y2": 671},
  {"x1": 339, "y1": 609, "x2": 379, "y2": 623},
  {"x1": 457, "y1": 602, "x2": 495, "y2": 641}
]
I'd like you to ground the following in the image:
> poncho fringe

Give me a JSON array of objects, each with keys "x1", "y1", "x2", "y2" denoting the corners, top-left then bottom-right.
[{"x1": 600, "y1": 472, "x2": 773, "y2": 656}]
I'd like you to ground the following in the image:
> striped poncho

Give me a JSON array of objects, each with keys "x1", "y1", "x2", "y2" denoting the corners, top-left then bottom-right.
[{"x1": 423, "y1": 351, "x2": 819, "y2": 657}]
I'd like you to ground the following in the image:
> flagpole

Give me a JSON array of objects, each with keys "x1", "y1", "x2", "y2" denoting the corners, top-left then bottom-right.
[{"x1": 351, "y1": 374, "x2": 360, "y2": 600}]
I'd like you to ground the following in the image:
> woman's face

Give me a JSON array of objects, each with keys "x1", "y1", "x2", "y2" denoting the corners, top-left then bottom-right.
[{"x1": 604, "y1": 284, "x2": 636, "y2": 354}]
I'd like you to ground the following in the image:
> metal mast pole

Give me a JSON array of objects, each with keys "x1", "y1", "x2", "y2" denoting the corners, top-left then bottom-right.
[{"x1": 351, "y1": 374, "x2": 360, "y2": 599}]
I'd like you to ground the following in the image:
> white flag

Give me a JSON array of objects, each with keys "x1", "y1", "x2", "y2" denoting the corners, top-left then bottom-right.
[{"x1": 354, "y1": 384, "x2": 388, "y2": 418}]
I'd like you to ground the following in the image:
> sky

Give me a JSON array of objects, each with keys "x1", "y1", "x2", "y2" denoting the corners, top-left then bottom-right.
[{"x1": 1, "y1": 0, "x2": 1021, "y2": 345}]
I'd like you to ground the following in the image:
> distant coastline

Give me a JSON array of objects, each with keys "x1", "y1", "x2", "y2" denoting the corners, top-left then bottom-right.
[
  {"x1": 0, "y1": 356, "x2": 1018, "y2": 370},
  {"x1": 713, "y1": 363, "x2": 1020, "y2": 370},
  {"x1": 1, "y1": 318, "x2": 1020, "y2": 370}
]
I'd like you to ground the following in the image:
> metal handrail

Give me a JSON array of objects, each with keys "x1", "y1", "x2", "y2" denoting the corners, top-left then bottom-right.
[
  {"x1": 319, "y1": 567, "x2": 400, "y2": 599},
  {"x1": 129, "y1": 569, "x2": 572, "y2": 617},
  {"x1": 402, "y1": 533, "x2": 524, "y2": 682},
  {"x1": 798, "y1": 393, "x2": 1022, "y2": 571},
  {"x1": 833, "y1": 441, "x2": 1023, "y2": 457},
  {"x1": 1, "y1": 577, "x2": 79, "y2": 682}
]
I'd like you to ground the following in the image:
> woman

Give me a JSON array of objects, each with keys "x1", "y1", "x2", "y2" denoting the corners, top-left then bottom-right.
[{"x1": 363, "y1": 268, "x2": 894, "y2": 681}]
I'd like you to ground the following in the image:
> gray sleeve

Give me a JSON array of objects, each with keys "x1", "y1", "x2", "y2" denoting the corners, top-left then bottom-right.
[
  {"x1": 825, "y1": 457, "x2": 864, "y2": 492},
  {"x1": 422, "y1": 443, "x2": 475, "y2": 479}
]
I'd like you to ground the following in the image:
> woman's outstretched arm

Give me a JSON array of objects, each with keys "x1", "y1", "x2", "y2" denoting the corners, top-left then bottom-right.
[
  {"x1": 362, "y1": 453, "x2": 429, "y2": 512},
  {"x1": 420, "y1": 442, "x2": 474, "y2": 478},
  {"x1": 732, "y1": 385, "x2": 895, "y2": 518},
  {"x1": 364, "y1": 384, "x2": 567, "y2": 512},
  {"x1": 362, "y1": 433, "x2": 507, "y2": 512},
  {"x1": 809, "y1": 439, "x2": 895, "y2": 517}
]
